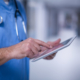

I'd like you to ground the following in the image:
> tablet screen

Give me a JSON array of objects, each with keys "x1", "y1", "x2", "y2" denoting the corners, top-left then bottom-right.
[
  {"x1": 32, "y1": 38, "x2": 72, "y2": 59},
  {"x1": 33, "y1": 43, "x2": 64, "y2": 59}
]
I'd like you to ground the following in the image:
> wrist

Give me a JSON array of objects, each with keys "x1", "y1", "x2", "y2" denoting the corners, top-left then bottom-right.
[
  {"x1": 5, "y1": 47, "x2": 13, "y2": 60},
  {"x1": 5, "y1": 45, "x2": 19, "y2": 60},
  {"x1": 7, "y1": 44, "x2": 22, "y2": 59}
]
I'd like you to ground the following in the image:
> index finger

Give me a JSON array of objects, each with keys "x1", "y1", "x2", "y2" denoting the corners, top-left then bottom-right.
[
  {"x1": 47, "y1": 39, "x2": 61, "y2": 47},
  {"x1": 35, "y1": 39, "x2": 51, "y2": 49}
]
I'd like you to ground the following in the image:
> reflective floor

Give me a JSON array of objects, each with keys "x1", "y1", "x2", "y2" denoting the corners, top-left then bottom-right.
[{"x1": 30, "y1": 29, "x2": 80, "y2": 80}]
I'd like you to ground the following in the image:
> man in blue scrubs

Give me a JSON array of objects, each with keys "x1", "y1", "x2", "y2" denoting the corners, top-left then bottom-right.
[{"x1": 0, "y1": 0, "x2": 61, "y2": 80}]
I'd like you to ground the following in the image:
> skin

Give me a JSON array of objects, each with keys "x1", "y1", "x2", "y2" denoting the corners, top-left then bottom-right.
[{"x1": 0, "y1": 38, "x2": 61, "y2": 65}]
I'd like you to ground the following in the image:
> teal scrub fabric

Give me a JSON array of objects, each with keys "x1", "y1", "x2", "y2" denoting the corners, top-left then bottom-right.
[{"x1": 0, "y1": 0, "x2": 29, "y2": 80}]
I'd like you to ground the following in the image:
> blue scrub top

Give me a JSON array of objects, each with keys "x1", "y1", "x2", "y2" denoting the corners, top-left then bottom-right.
[{"x1": 0, "y1": 0, "x2": 29, "y2": 80}]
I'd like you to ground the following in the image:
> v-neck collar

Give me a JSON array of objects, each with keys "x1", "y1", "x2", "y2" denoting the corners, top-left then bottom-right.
[{"x1": 0, "y1": 0, "x2": 15, "y2": 11}]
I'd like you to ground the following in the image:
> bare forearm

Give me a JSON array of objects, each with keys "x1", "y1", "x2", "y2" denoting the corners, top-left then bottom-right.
[
  {"x1": 0, "y1": 48, "x2": 11, "y2": 65},
  {"x1": 0, "y1": 42, "x2": 28, "y2": 65},
  {"x1": 0, "y1": 45, "x2": 19, "y2": 65}
]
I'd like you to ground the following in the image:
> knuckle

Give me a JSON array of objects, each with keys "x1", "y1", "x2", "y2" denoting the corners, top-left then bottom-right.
[
  {"x1": 27, "y1": 43, "x2": 31, "y2": 47},
  {"x1": 28, "y1": 38, "x2": 33, "y2": 42}
]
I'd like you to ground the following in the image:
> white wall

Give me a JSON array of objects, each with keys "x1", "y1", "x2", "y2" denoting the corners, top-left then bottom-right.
[{"x1": 35, "y1": 2, "x2": 48, "y2": 41}]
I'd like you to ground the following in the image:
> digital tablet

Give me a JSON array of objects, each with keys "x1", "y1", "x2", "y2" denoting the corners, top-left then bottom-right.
[{"x1": 32, "y1": 35, "x2": 77, "y2": 62}]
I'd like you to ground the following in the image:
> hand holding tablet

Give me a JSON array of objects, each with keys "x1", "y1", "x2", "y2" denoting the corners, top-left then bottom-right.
[
  {"x1": 31, "y1": 35, "x2": 77, "y2": 62},
  {"x1": 43, "y1": 39, "x2": 61, "y2": 60}
]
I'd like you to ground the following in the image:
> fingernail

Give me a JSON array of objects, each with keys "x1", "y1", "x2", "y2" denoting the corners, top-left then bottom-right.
[{"x1": 50, "y1": 46, "x2": 52, "y2": 48}]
